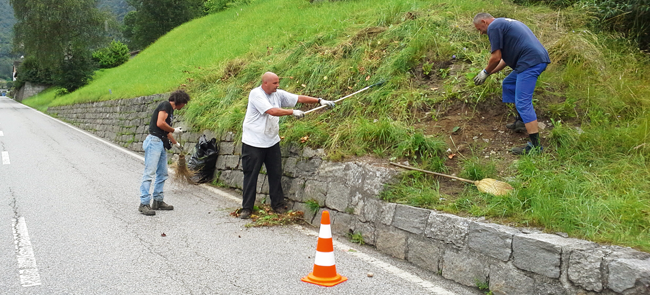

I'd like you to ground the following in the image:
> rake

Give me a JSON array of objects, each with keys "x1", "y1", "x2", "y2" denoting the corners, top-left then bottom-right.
[
  {"x1": 304, "y1": 80, "x2": 386, "y2": 115},
  {"x1": 389, "y1": 162, "x2": 513, "y2": 196}
]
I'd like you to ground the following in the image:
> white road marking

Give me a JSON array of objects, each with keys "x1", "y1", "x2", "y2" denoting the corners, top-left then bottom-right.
[
  {"x1": 12, "y1": 217, "x2": 42, "y2": 287},
  {"x1": 294, "y1": 225, "x2": 457, "y2": 295},
  {"x1": 14, "y1": 98, "x2": 455, "y2": 293},
  {"x1": 2, "y1": 151, "x2": 9, "y2": 164},
  {"x1": 0, "y1": 130, "x2": 4, "y2": 136}
]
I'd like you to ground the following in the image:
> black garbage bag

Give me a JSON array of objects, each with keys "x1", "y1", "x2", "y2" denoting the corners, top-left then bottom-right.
[{"x1": 187, "y1": 135, "x2": 219, "y2": 183}]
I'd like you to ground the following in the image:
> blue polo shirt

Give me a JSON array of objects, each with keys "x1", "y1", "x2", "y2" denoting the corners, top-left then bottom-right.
[{"x1": 487, "y1": 18, "x2": 550, "y2": 73}]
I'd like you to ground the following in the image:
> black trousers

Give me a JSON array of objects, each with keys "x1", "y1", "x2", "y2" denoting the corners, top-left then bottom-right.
[{"x1": 241, "y1": 142, "x2": 284, "y2": 210}]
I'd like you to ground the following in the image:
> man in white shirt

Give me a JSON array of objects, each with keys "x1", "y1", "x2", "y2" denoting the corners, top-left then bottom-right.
[{"x1": 239, "y1": 72, "x2": 335, "y2": 219}]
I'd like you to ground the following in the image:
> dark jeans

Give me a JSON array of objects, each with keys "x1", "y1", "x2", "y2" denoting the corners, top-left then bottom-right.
[{"x1": 241, "y1": 142, "x2": 284, "y2": 210}]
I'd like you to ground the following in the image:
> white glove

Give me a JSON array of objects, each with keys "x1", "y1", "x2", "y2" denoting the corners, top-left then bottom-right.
[
  {"x1": 473, "y1": 69, "x2": 490, "y2": 86},
  {"x1": 318, "y1": 98, "x2": 335, "y2": 108},
  {"x1": 292, "y1": 110, "x2": 305, "y2": 118},
  {"x1": 172, "y1": 142, "x2": 182, "y2": 152},
  {"x1": 173, "y1": 127, "x2": 184, "y2": 133}
]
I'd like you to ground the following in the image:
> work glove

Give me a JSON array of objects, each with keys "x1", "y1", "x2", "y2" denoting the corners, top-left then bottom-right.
[
  {"x1": 173, "y1": 127, "x2": 185, "y2": 134},
  {"x1": 473, "y1": 69, "x2": 490, "y2": 86},
  {"x1": 172, "y1": 142, "x2": 183, "y2": 152},
  {"x1": 292, "y1": 110, "x2": 305, "y2": 118},
  {"x1": 318, "y1": 98, "x2": 335, "y2": 109}
]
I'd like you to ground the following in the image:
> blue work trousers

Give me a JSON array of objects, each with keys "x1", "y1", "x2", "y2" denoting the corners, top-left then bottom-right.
[{"x1": 502, "y1": 63, "x2": 547, "y2": 123}]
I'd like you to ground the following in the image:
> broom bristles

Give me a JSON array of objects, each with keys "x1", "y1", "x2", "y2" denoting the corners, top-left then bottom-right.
[
  {"x1": 475, "y1": 178, "x2": 513, "y2": 196},
  {"x1": 172, "y1": 154, "x2": 197, "y2": 185}
]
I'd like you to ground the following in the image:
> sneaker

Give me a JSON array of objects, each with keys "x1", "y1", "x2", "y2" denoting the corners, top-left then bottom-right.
[
  {"x1": 506, "y1": 119, "x2": 527, "y2": 133},
  {"x1": 511, "y1": 142, "x2": 543, "y2": 155},
  {"x1": 239, "y1": 209, "x2": 252, "y2": 219},
  {"x1": 273, "y1": 206, "x2": 287, "y2": 214},
  {"x1": 139, "y1": 204, "x2": 156, "y2": 216},
  {"x1": 152, "y1": 200, "x2": 174, "y2": 210}
]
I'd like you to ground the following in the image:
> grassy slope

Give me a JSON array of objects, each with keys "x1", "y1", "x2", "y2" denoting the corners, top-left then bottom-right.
[{"x1": 24, "y1": 0, "x2": 650, "y2": 251}]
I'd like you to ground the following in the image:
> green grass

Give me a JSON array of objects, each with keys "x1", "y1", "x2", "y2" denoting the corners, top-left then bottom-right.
[{"x1": 21, "y1": 0, "x2": 650, "y2": 251}]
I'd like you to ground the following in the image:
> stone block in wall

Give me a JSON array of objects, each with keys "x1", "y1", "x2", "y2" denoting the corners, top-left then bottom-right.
[
  {"x1": 302, "y1": 147, "x2": 326, "y2": 159},
  {"x1": 442, "y1": 249, "x2": 490, "y2": 287},
  {"x1": 607, "y1": 258, "x2": 650, "y2": 294},
  {"x1": 568, "y1": 248, "x2": 607, "y2": 292},
  {"x1": 295, "y1": 158, "x2": 322, "y2": 178},
  {"x1": 283, "y1": 157, "x2": 298, "y2": 177},
  {"x1": 219, "y1": 170, "x2": 244, "y2": 189},
  {"x1": 512, "y1": 233, "x2": 595, "y2": 279},
  {"x1": 293, "y1": 202, "x2": 316, "y2": 224},
  {"x1": 407, "y1": 237, "x2": 443, "y2": 273},
  {"x1": 282, "y1": 176, "x2": 304, "y2": 202},
  {"x1": 219, "y1": 142, "x2": 234, "y2": 155},
  {"x1": 468, "y1": 222, "x2": 520, "y2": 262},
  {"x1": 223, "y1": 155, "x2": 240, "y2": 169},
  {"x1": 376, "y1": 226, "x2": 407, "y2": 259},
  {"x1": 331, "y1": 212, "x2": 354, "y2": 236},
  {"x1": 489, "y1": 262, "x2": 535, "y2": 295},
  {"x1": 363, "y1": 197, "x2": 395, "y2": 225},
  {"x1": 317, "y1": 161, "x2": 347, "y2": 183},
  {"x1": 362, "y1": 165, "x2": 398, "y2": 197},
  {"x1": 303, "y1": 180, "x2": 327, "y2": 206},
  {"x1": 325, "y1": 182, "x2": 350, "y2": 212},
  {"x1": 344, "y1": 162, "x2": 364, "y2": 187},
  {"x1": 425, "y1": 211, "x2": 469, "y2": 249},
  {"x1": 355, "y1": 221, "x2": 376, "y2": 246},
  {"x1": 221, "y1": 131, "x2": 234, "y2": 142},
  {"x1": 234, "y1": 142, "x2": 242, "y2": 155},
  {"x1": 392, "y1": 204, "x2": 430, "y2": 235}
]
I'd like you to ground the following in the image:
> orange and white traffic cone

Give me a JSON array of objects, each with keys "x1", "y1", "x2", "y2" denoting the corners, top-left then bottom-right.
[{"x1": 301, "y1": 210, "x2": 348, "y2": 287}]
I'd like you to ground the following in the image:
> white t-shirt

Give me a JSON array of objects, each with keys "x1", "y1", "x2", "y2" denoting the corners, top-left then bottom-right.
[{"x1": 242, "y1": 87, "x2": 299, "y2": 148}]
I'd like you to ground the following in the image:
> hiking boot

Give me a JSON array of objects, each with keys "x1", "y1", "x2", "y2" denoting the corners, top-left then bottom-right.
[
  {"x1": 511, "y1": 142, "x2": 543, "y2": 155},
  {"x1": 239, "y1": 209, "x2": 252, "y2": 219},
  {"x1": 506, "y1": 119, "x2": 527, "y2": 133},
  {"x1": 139, "y1": 204, "x2": 156, "y2": 216},
  {"x1": 152, "y1": 200, "x2": 174, "y2": 210},
  {"x1": 273, "y1": 206, "x2": 287, "y2": 214}
]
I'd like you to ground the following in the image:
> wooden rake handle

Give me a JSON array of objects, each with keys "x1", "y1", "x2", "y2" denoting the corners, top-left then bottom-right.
[
  {"x1": 389, "y1": 162, "x2": 475, "y2": 184},
  {"x1": 304, "y1": 80, "x2": 386, "y2": 115}
]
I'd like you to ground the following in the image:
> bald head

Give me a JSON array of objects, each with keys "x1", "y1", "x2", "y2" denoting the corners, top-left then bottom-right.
[{"x1": 261, "y1": 72, "x2": 280, "y2": 94}]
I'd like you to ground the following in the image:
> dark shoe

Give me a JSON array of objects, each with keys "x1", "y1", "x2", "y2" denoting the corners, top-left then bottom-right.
[
  {"x1": 139, "y1": 204, "x2": 156, "y2": 216},
  {"x1": 506, "y1": 119, "x2": 527, "y2": 133},
  {"x1": 511, "y1": 142, "x2": 543, "y2": 155},
  {"x1": 273, "y1": 206, "x2": 287, "y2": 214},
  {"x1": 152, "y1": 200, "x2": 174, "y2": 210},
  {"x1": 239, "y1": 209, "x2": 252, "y2": 219}
]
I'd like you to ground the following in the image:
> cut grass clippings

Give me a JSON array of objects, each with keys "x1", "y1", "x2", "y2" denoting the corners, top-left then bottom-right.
[{"x1": 231, "y1": 205, "x2": 306, "y2": 228}]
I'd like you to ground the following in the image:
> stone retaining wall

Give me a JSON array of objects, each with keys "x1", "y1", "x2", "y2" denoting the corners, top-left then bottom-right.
[{"x1": 48, "y1": 95, "x2": 650, "y2": 295}]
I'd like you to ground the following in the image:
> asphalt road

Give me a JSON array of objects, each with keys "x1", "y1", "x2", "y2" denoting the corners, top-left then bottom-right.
[{"x1": 0, "y1": 96, "x2": 482, "y2": 295}]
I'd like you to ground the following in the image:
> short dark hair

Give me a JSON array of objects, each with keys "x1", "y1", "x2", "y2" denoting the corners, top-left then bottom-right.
[{"x1": 169, "y1": 90, "x2": 190, "y2": 105}]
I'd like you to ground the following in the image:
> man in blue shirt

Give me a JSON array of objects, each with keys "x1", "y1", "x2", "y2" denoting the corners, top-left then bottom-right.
[{"x1": 473, "y1": 13, "x2": 551, "y2": 155}]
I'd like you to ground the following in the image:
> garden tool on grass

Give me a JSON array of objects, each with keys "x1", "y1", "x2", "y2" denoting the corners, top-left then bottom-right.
[
  {"x1": 172, "y1": 133, "x2": 196, "y2": 185},
  {"x1": 389, "y1": 162, "x2": 513, "y2": 196},
  {"x1": 304, "y1": 80, "x2": 386, "y2": 115}
]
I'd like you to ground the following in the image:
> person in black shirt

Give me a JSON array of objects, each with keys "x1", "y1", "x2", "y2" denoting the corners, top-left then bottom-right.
[{"x1": 138, "y1": 90, "x2": 190, "y2": 216}]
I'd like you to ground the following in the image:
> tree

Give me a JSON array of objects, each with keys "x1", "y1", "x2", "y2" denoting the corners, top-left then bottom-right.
[
  {"x1": 10, "y1": 0, "x2": 110, "y2": 90},
  {"x1": 123, "y1": 0, "x2": 204, "y2": 49}
]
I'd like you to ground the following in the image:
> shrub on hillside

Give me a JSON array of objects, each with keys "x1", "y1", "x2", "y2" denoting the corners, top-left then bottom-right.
[
  {"x1": 204, "y1": 0, "x2": 253, "y2": 13},
  {"x1": 55, "y1": 49, "x2": 96, "y2": 92},
  {"x1": 92, "y1": 40, "x2": 130, "y2": 69},
  {"x1": 596, "y1": 0, "x2": 650, "y2": 50},
  {"x1": 512, "y1": 0, "x2": 650, "y2": 49}
]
